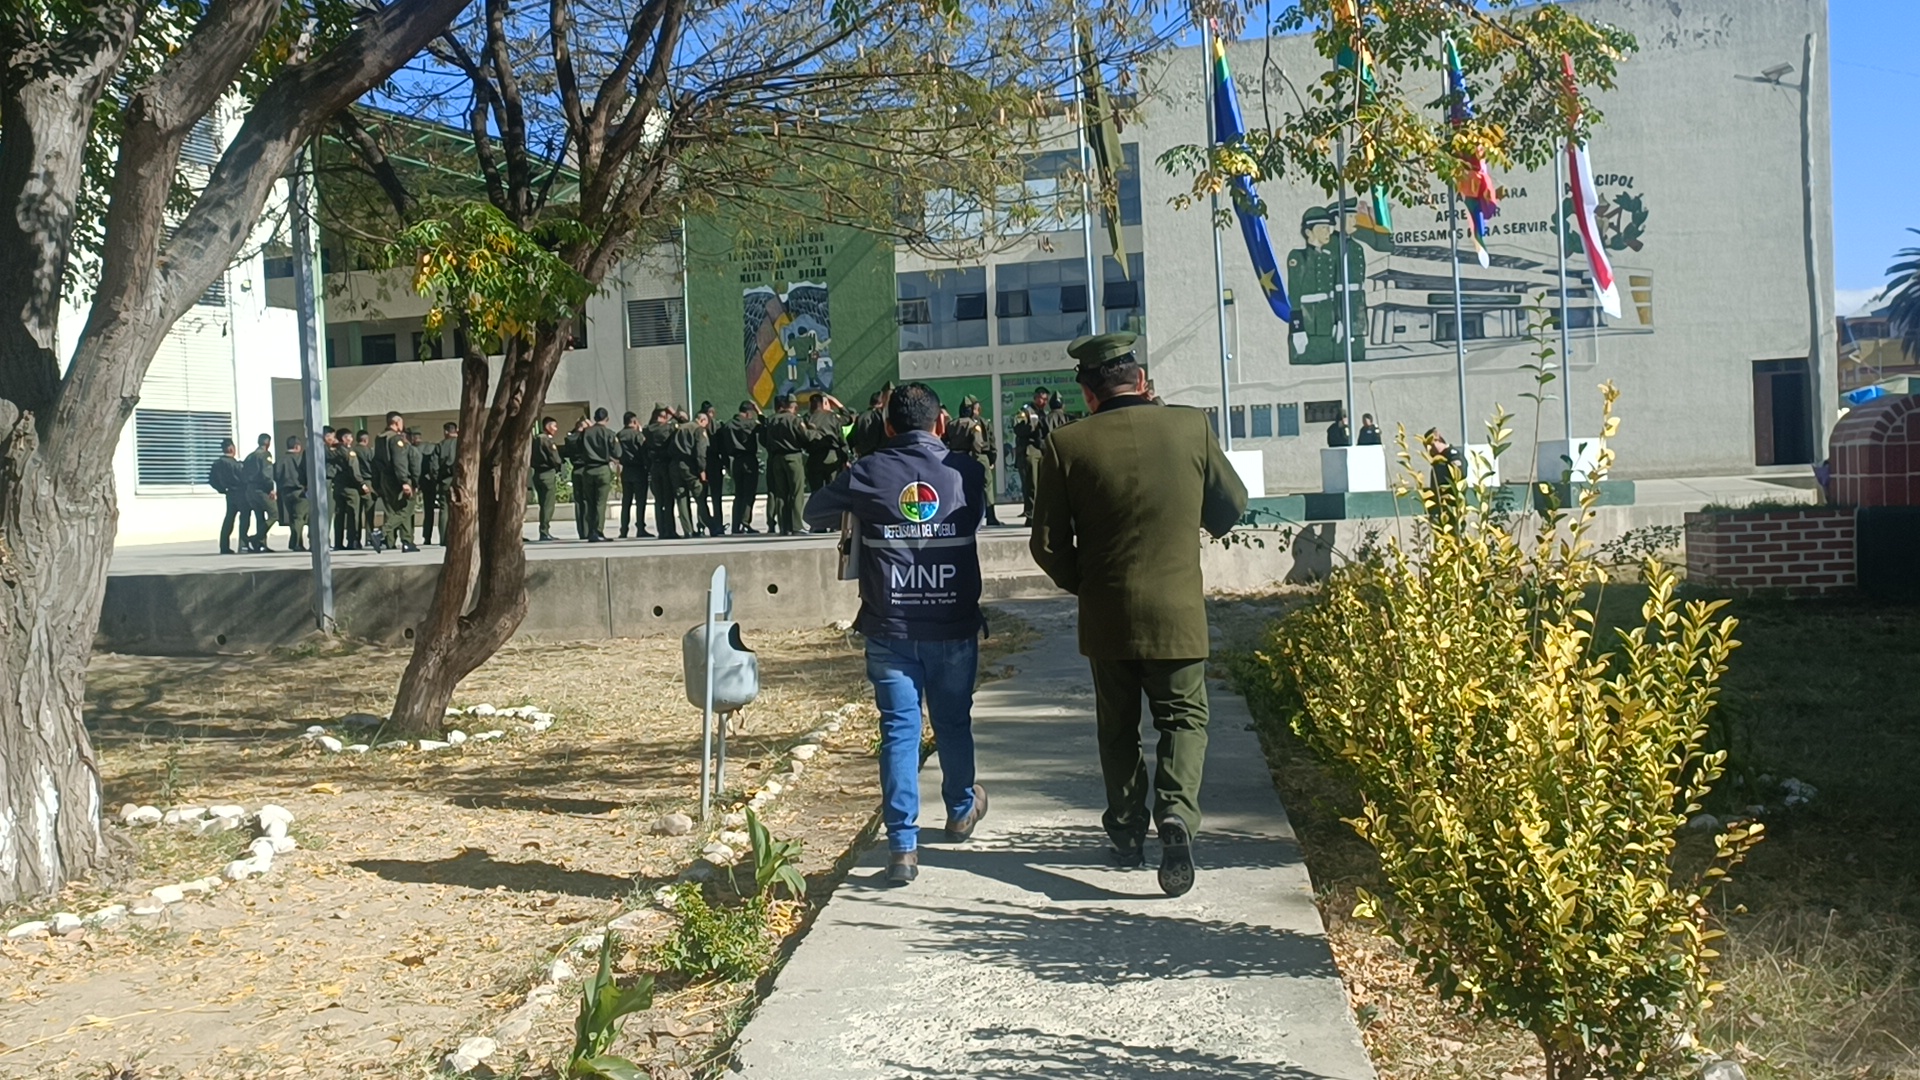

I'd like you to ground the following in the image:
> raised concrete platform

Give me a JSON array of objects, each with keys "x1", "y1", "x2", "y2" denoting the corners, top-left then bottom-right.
[
  {"x1": 730, "y1": 598, "x2": 1375, "y2": 1080},
  {"x1": 101, "y1": 474, "x2": 1818, "y2": 656}
]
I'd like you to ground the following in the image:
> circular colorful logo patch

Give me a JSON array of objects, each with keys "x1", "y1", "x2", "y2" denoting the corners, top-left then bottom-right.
[{"x1": 898, "y1": 482, "x2": 940, "y2": 523}]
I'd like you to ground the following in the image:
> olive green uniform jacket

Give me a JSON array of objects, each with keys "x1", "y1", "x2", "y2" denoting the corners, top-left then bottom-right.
[{"x1": 1029, "y1": 398, "x2": 1247, "y2": 660}]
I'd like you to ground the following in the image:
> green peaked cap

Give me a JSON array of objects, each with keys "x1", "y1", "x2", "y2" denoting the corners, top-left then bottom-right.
[{"x1": 1066, "y1": 331, "x2": 1138, "y2": 372}]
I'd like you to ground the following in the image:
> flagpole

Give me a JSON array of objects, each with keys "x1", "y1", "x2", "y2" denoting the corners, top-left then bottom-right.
[
  {"x1": 1074, "y1": 20, "x2": 1101, "y2": 334},
  {"x1": 1204, "y1": 21, "x2": 1233, "y2": 448},
  {"x1": 1554, "y1": 144, "x2": 1573, "y2": 443},
  {"x1": 1335, "y1": 68, "x2": 1357, "y2": 430},
  {"x1": 1447, "y1": 188, "x2": 1469, "y2": 444}
]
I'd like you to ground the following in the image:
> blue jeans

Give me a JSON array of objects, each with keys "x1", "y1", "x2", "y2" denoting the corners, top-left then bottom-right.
[{"x1": 865, "y1": 635, "x2": 980, "y2": 852}]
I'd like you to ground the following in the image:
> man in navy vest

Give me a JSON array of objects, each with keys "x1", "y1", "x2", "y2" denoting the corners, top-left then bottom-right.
[{"x1": 805, "y1": 382, "x2": 989, "y2": 885}]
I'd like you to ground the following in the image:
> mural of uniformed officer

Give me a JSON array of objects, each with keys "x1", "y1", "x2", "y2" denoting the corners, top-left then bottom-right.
[{"x1": 1286, "y1": 205, "x2": 1368, "y2": 366}]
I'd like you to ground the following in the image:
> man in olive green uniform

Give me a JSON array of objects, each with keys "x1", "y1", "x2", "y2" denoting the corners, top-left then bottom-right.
[
  {"x1": 422, "y1": 422, "x2": 458, "y2": 545},
  {"x1": 562, "y1": 418, "x2": 590, "y2": 539},
  {"x1": 576, "y1": 407, "x2": 620, "y2": 542},
  {"x1": 1285, "y1": 205, "x2": 1369, "y2": 366},
  {"x1": 241, "y1": 433, "x2": 277, "y2": 552},
  {"x1": 943, "y1": 396, "x2": 1002, "y2": 527},
  {"x1": 698, "y1": 401, "x2": 726, "y2": 536},
  {"x1": 641, "y1": 405, "x2": 680, "y2": 538},
  {"x1": 211, "y1": 437, "x2": 244, "y2": 554},
  {"x1": 669, "y1": 409, "x2": 710, "y2": 537},
  {"x1": 355, "y1": 430, "x2": 378, "y2": 540},
  {"x1": 616, "y1": 411, "x2": 651, "y2": 539},
  {"x1": 372, "y1": 411, "x2": 421, "y2": 552},
  {"x1": 1013, "y1": 387, "x2": 1051, "y2": 520},
  {"x1": 1029, "y1": 331, "x2": 1248, "y2": 897},
  {"x1": 330, "y1": 429, "x2": 372, "y2": 549},
  {"x1": 803, "y1": 393, "x2": 852, "y2": 494},
  {"x1": 759, "y1": 394, "x2": 811, "y2": 535},
  {"x1": 531, "y1": 416, "x2": 564, "y2": 541},
  {"x1": 715, "y1": 400, "x2": 763, "y2": 534},
  {"x1": 848, "y1": 388, "x2": 890, "y2": 459},
  {"x1": 274, "y1": 434, "x2": 310, "y2": 551}
]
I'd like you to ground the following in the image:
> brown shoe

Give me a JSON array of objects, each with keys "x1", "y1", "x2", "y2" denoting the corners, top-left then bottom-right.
[
  {"x1": 887, "y1": 849, "x2": 919, "y2": 886},
  {"x1": 944, "y1": 785, "x2": 989, "y2": 843}
]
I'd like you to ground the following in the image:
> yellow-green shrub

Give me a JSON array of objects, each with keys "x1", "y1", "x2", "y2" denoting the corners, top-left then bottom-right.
[{"x1": 1258, "y1": 387, "x2": 1760, "y2": 1079}]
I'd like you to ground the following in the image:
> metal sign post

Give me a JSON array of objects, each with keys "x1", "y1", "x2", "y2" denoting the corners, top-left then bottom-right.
[
  {"x1": 289, "y1": 147, "x2": 333, "y2": 632},
  {"x1": 699, "y1": 564, "x2": 730, "y2": 821}
]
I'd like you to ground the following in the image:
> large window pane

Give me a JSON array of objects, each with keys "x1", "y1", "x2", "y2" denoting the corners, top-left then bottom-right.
[
  {"x1": 995, "y1": 258, "x2": 1090, "y2": 345},
  {"x1": 135, "y1": 408, "x2": 233, "y2": 488},
  {"x1": 1101, "y1": 253, "x2": 1146, "y2": 334},
  {"x1": 897, "y1": 268, "x2": 988, "y2": 351}
]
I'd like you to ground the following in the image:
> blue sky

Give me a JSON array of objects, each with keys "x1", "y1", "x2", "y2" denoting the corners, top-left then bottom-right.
[{"x1": 1831, "y1": 0, "x2": 1918, "y2": 312}]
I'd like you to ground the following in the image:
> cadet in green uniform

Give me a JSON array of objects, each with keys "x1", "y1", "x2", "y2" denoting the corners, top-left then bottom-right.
[
  {"x1": 421, "y1": 422, "x2": 458, "y2": 545},
  {"x1": 330, "y1": 429, "x2": 371, "y2": 549},
  {"x1": 698, "y1": 402, "x2": 726, "y2": 536},
  {"x1": 577, "y1": 407, "x2": 620, "y2": 542},
  {"x1": 803, "y1": 394, "x2": 852, "y2": 493},
  {"x1": 531, "y1": 417, "x2": 564, "y2": 541},
  {"x1": 1013, "y1": 387, "x2": 1051, "y2": 520},
  {"x1": 562, "y1": 418, "x2": 589, "y2": 539},
  {"x1": 669, "y1": 410, "x2": 710, "y2": 537},
  {"x1": 372, "y1": 411, "x2": 421, "y2": 552},
  {"x1": 275, "y1": 434, "x2": 310, "y2": 551},
  {"x1": 355, "y1": 431, "x2": 378, "y2": 540},
  {"x1": 714, "y1": 401, "x2": 763, "y2": 534},
  {"x1": 1285, "y1": 205, "x2": 1369, "y2": 366},
  {"x1": 641, "y1": 405, "x2": 679, "y2": 538},
  {"x1": 616, "y1": 411, "x2": 651, "y2": 539},
  {"x1": 848, "y1": 388, "x2": 890, "y2": 459},
  {"x1": 210, "y1": 437, "x2": 244, "y2": 554},
  {"x1": 241, "y1": 433, "x2": 277, "y2": 552},
  {"x1": 759, "y1": 394, "x2": 811, "y2": 535},
  {"x1": 943, "y1": 396, "x2": 1002, "y2": 526},
  {"x1": 1029, "y1": 332, "x2": 1248, "y2": 897}
]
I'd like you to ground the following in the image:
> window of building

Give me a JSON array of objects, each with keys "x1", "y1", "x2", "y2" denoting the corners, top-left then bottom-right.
[
  {"x1": 182, "y1": 115, "x2": 222, "y2": 168},
  {"x1": 1276, "y1": 402, "x2": 1300, "y2": 437},
  {"x1": 197, "y1": 275, "x2": 228, "y2": 308},
  {"x1": 134, "y1": 408, "x2": 232, "y2": 488},
  {"x1": 996, "y1": 258, "x2": 1089, "y2": 345},
  {"x1": 1229, "y1": 405, "x2": 1246, "y2": 440},
  {"x1": 1203, "y1": 406, "x2": 1220, "y2": 438},
  {"x1": 896, "y1": 268, "x2": 989, "y2": 351},
  {"x1": 1437, "y1": 311, "x2": 1487, "y2": 342},
  {"x1": 569, "y1": 307, "x2": 588, "y2": 351},
  {"x1": 1251, "y1": 404, "x2": 1273, "y2": 438},
  {"x1": 1100, "y1": 143, "x2": 1144, "y2": 229},
  {"x1": 411, "y1": 331, "x2": 446, "y2": 360},
  {"x1": 264, "y1": 252, "x2": 294, "y2": 280},
  {"x1": 1304, "y1": 400, "x2": 1343, "y2": 424},
  {"x1": 627, "y1": 297, "x2": 685, "y2": 348},
  {"x1": 1101, "y1": 253, "x2": 1146, "y2": 334},
  {"x1": 325, "y1": 337, "x2": 337, "y2": 368},
  {"x1": 360, "y1": 333, "x2": 398, "y2": 366}
]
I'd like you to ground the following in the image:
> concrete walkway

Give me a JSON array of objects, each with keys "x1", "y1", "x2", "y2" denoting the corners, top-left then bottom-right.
[{"x1": 731, "y1": 599, "x2": 1375, "y2": 1080}]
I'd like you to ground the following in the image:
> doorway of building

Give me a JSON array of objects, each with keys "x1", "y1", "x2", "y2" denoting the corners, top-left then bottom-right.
[{"x1": 1752, "y1": 358, "x2": 1814, "y2": 466}]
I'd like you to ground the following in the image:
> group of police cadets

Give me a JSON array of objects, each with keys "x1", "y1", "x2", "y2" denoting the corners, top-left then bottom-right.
[{"x1": 213, "y1": 386, "x2": 1078, "y2": 552}]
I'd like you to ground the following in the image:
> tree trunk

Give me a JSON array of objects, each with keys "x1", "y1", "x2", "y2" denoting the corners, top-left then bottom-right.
[
  {"x1": 387, "y1": 331, "x2": 566, "y2": 735},
  {"x1": 0, "y1": 413, "x2": 115, "y2": 903}
]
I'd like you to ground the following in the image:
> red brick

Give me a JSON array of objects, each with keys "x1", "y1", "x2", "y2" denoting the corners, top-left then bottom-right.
[
  {"x1": 1800, "y1": 529, "x2": 1836, "y2": 540},
  {"x1": 1785, "y1": 540, "x2": 1819, "y2": 552},
  {"x1": 1805, "y1": 573, "x2": 1839, "y2": 584},
  {"x1": 1770, "y1": 574, "x2": 1806, "y2": 585},
  {"x1": 1748, "y1": 542, "x2": 1784, "y2": 553}
]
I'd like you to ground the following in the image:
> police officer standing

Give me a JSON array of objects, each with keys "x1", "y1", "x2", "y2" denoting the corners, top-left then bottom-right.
[
  {"x1": 1029, "y1": 332, "x2": 1247, "y2": 897},
  {"x1": 275, "y1": 434, "x2": 310, "y2": 551},
  {"x1": 531, "y1": 416, "x2": 564, "y2": 542},
  {"x1": 642, "y1": 405, "x2": 679, "y2": 538},
  {"x1": 577, "y1": 407, "x2": 620, "y2": 542},
  {"x1": 698, "y1": 402, "x2": 727, "y2": 536},
  {"x1": 210, "y1": 437, "x2": 244, "y2": 554},
  {"x1": 616, "y1": 411, "x2": 651, "y2": 539},
  {"x1": 241, "y1": 433, "x2": 277, "y2": 552},
  {"x1": 944, "y1": 396, "x2": 1002, "y2": 527},
  {"x1": 373, "y1": 411, "x2": 421, "y2": 553},
  {"x1": 670, "y1": 408, "x2": 710, "y2": 537},
  {"x1": 563, "y1": 417, "x2": 590, "y2": 539},
  {"x1": 848, "y1": 388, "x2": 890, "y2": 459},
  {"x1": 330, "y1": 428, "x2": 372, "y2": 550},
  {"x1": 760, "y1": 394, "x2": 811, "y2": 535},
  {"x1": 714, "y1": 401, "x2": 763, "y2": 534},
  {"x1": 1014, "y1": 387, "x2": 1051, "y2": 520},
  {"x1": 355, "y1": 430, "x2": 378, "y2": 541},
  {"x1": 422, "y1": 422, "x2": 458, "y2": 545},
  {"x1": 803, "y1": 393, "x2": 852, "y2": 493}
]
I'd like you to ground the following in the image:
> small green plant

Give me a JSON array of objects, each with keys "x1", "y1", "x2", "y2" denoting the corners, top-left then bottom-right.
[
  {"x1": 745, "y1": 809, "x2": 806, "y2": 901},
  {"x1": 1596, "y1": 523, "x2": 1684, "y2": 572},
  {"x1": 1261, "y1": 386, "x2": 1763, "y2": 1079},
  {"x1": 566, "y1": 932, "x2": 654, "y2": 1079},
  {"x1": 155, "y1": 739, "x2": 186, "y2": 805},
  {"x1": 656, "y1": 882, "x2": 770, "y2": 983}
]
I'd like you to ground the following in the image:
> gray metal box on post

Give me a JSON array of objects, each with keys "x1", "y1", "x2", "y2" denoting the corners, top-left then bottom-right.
[{"x1": 683, "y1": 566, "x2": 760, "y2": 819}]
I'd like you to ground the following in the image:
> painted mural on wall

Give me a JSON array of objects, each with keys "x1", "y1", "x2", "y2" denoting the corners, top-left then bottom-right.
[
  {"x1": 686, "y1": 217, "x2": 895, "y2": 414},
  {"x1": 1278, "y1": 174, "x2": 1655, "y2": 368}
]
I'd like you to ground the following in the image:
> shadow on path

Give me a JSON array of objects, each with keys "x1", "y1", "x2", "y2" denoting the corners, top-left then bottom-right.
[
  {"x1": 349, "y1": 847, "x2": 648, "y2": 900},
  {"x1": 885, "y1": 1027, "x2": 1348, "y2": 1079}
]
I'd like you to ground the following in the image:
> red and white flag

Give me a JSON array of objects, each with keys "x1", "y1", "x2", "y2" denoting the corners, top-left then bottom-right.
[{"x1": 1563, "y1": 56, "x2": 1621, "y2": 319}]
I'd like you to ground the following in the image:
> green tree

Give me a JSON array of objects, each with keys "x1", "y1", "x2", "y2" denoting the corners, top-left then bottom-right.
[
  {"x1": 1886, "y1": 228, "x2": 1920, "y2": 360},
  {"x1": 0, "y1": 0, "x2": 466, "y2": 904}
]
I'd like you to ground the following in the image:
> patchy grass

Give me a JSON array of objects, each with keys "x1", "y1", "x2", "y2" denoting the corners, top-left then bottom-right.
[
  {"x1": 0, "y1": 608, "x2": 1031, "y2": 1080},
  {"x1": 1224, "y1": 587, "x2": 1920, "y2": 1080}
]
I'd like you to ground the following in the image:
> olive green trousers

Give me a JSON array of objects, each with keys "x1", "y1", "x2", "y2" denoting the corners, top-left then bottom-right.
[{"x1": 1088, "y1": 657, "x2": 1210, "y2": 844}]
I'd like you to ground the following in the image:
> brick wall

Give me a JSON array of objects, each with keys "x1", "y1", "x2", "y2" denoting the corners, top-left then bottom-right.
[
  {"x1": 1829, "y1": 395, "x2": 1920, "y2": 507},
  {"x1": 1685, "y1": 508, "x2": 1856, "y2": 595}
]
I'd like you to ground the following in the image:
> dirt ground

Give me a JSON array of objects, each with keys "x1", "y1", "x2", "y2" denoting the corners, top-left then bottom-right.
[{"x1": 0, "y1": 616, "x2": 1028, "y2": 1080}]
